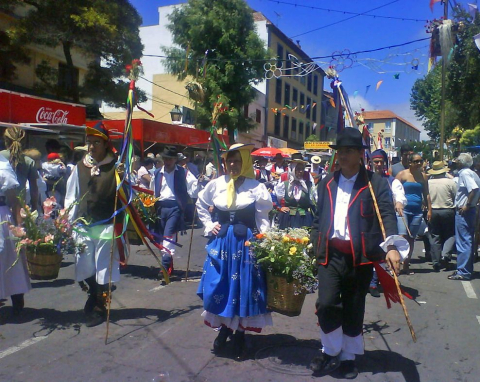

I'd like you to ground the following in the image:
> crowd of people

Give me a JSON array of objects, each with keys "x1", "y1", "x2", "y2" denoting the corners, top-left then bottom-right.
[{"x1": 1, "y1": 124, "x2": 479, "y2": 379}]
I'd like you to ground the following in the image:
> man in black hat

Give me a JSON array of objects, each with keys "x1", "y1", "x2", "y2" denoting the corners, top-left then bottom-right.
[
  {"x1": 153, "y1": 146, "x2": 189, "y2": 275},
  {"x1": 310, "y1": 128, "x2": 407, "y2": 379}
]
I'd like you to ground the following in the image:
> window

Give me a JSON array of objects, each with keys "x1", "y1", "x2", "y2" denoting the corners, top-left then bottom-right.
[
  {"x1": 274, "y1": 113, "x2": 281, "y2": 135},
  {"x1": 313, "y1": 75, "x2": 318, "y2": 96},
  {"x1": 286, "y1": 51, "x2": 291, "y2": 71},
  {"x1": 292, "y1": 88, "x2": 298, "y2": 107},
  {"x1": 255, "y1": 109, "x2": 261, "y2": 123},
  {"x1": 58, "y1": 63, "x2": 79, "y2": 97},
  {"x1": 300, "y1": 74, "x2": 306, "y2": 86},
  {"x1": 311, "y1": 103, "x2": 317, "y2": 122},
  {"x1": 385, "y1": 121, "x2": 391, "y2": 132},
  {"x1": 306, "y1": 122, "x2": 310, "y2": 137},
  {"x1": 298, "y1": 120, "x2": 304, "y2": 141},
  {"x1": 384, "y1": 137, "x2": 391, "y2": 149},
  {"x1": 284, "y1": 83, "x2": 291, "y2": 106},
  {"x1": 283, "y1": 116, "x2": 289, "y2": 139},
  {"x1": 300, "y1": 93, "x2": 305, "y2": 113},
  {"x1": 368, "y1": 122, "x2": 374, "y2": 133},
  {"x1": 243, "y1": 105, "x2": 249, "y2": 118},
  {"x1": 306, "y1": 97, "x2": 311, "y2": 119},
  {"x1": 307, "y1": 73, "x2": 312, "y2": 92},
  {"x1": 275, "y1": 79, "x2": 282, "y2": 104},
  {"x1": 291, "y1": 117, "x2": 297, "y2": 140},
  {"x1": 277, "y1": 43, "x2": 284, "y2": 68}
]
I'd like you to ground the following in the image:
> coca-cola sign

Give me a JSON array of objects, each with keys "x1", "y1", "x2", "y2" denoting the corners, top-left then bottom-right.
[
  {"x1": 36, "y1": 107, "x2": 70, "y2": 124},
  {"x1": 0, "y1": 89, "x2": 86, "y2": 125}
]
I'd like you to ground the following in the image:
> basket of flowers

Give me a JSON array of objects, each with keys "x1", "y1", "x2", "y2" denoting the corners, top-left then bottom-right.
[
  {"x1": 9, "y1": 195, "x2": 84, "y2": 280},
  {"x1": 253, "y1": 227, "x2": 317, "y2": 317}
]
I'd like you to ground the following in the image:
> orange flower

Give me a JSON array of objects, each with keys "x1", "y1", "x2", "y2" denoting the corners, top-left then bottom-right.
[
  {"x1": 244, "y1": 241, "x2": 251, "y2": 246},
  {"x1": 256, "y1": 233, "x2": 265, "y2": 239}
]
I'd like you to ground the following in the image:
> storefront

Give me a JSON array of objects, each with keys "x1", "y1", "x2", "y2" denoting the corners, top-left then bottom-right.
[{"x1": 86, "y1": 119, "x2": 229, "y2": 157}]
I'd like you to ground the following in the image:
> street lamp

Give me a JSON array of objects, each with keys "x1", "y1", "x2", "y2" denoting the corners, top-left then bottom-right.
[{"x1": 170, "y1": 105, "x2": 183, "y2": 123}]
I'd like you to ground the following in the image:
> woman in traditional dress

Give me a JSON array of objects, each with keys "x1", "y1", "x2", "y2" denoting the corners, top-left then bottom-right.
[
  {"x1": 0, "y1": 155, "x2": 31, "y2": 316},
  {"x1": 274, "y1": 159, "x2": 316, "y2": 229},
  {"x1": 196, "y1": 143, "x2": 273, "y2": 360}
]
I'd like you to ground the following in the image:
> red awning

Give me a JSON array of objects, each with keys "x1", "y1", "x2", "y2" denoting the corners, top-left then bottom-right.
[
  {"x1": 0, "y1": 89, "x2": 86, "y2": 126},
  {"x1": 86, "y1": 119, "x2": 229, "y2": 150}
]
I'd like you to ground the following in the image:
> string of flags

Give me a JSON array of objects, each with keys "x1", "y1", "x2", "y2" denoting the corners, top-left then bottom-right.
[{"x1": 270, "y1": 102, "x2": 317, "y2": 116}]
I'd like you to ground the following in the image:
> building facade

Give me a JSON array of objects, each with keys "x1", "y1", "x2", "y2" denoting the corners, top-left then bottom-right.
[{"x1": 363, "y1": 110, "x2": 421, "y2": 158}]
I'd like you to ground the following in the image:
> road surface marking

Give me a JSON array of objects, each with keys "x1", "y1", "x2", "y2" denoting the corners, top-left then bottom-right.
[
  {"x1": 0, "y1": 336, "x2": 48, "y2": 360},
  {"x1": 461, "y1": 281, "x2": 477, "y2": 299},
  {"x1": 149, "y1": 285, "x2": 165, "y2": 292}
]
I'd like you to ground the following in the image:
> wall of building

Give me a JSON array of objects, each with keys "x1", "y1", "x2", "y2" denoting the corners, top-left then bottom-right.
[
  {"x1": 265, "y1": 30, "x2": 323, "y2": 149},
  {"x1": 366, "y1": 117, "x2": 420, "y2": 154}
]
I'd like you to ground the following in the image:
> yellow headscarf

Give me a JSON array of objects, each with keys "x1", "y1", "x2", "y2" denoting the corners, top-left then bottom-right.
[{"x1": 222, "y1": 144, "x2": 255, "y2": 208}]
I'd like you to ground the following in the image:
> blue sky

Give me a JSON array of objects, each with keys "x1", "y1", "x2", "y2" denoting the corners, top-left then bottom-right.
[{"x1": 129, "y1": 0, "x2": 475, "y2": 140}]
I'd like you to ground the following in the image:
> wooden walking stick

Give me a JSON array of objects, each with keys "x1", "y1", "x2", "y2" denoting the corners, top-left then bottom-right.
[
  {"x1": 363, "y1": 166, "x2": 417, "y2": 343},
  {"x1": 105, "y1": 180, "x2": 119, "y2": 345},
  {"x1": 184, "y1": 204, "x2": 197, "y2": 282}
]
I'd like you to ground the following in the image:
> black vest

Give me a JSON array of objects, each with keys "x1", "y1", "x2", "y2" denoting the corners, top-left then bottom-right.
[{"x1": 77, "y1": 159, "x2": 123, "y2": 224}]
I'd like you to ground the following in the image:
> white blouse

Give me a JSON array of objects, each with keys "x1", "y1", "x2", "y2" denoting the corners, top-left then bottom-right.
[
  {"x1": 196, "y1": 176, "x2": 273, "y2": 236},
  {"x1": 0, "y1": 156, "x2": 19, "y2": 195}
]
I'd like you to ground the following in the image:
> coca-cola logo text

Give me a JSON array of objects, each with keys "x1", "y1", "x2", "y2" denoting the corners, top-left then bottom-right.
[{"x1": 36, "y1": 107, "x2": 69, "y2": 124}]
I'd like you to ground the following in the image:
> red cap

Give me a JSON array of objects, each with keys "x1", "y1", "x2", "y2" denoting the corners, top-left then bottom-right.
[{"x1": 47, "y1": 152, "x2": 60, "y2": 161}]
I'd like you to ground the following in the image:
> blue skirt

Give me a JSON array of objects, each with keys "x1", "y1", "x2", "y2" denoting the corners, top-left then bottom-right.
[
  {"x1": 277, "y1": 209, "x2": 313, "y2": 230},
  {"x1": 197, "y1": 225, "x2": 268, "y2": 318}
]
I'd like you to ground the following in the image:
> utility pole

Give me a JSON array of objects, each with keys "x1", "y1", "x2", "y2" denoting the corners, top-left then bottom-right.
[{"x1": 439, "y1": 0, "x2": 448, "y2": 160}]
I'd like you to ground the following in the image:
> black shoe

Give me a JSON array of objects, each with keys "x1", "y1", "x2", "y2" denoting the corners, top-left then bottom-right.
[
  {"x1": 369, "y1": 287, "x2": 380, "y2": 298},
  {"x1": 11, "y1": 294, "x2": 24, "y2": 316},
  {"x1": 338, "y1": 360, "x2": 359, "y2": 379},
  {"x1": 433, "y1": 263, "x2": 441, "y2": 272},
  {"x1": 85, "y1": 307, "x2": 105, "y2": 328},
  {"x1": 213, "y1": 326, "x2": 233, "y2": 353},
  {"x1": 232, "y1": 330, "x2": 246, "y2": 361},
  {"x1": 310, "y1": 352, "x2": 341, "y2": 375}
]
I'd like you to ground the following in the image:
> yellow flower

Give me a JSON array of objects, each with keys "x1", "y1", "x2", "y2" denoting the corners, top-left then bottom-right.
[
  {"x1": 289, "y1": 246, "x2": 297, "y2": 255},
  {"x1": 302, "y1": 237, "x2": 310, "y2": 244},
  {"x1": 282, "y1": 236, "x2": 290, "y2": 243}
]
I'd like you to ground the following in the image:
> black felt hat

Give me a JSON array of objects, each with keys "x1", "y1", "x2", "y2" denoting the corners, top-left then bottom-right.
[
  {"x1": 161, "y1": 146, "x2": 178, "y2": 159},
  {"x1": 329, "y1": 128, "x2": 369, "y2": 150}
]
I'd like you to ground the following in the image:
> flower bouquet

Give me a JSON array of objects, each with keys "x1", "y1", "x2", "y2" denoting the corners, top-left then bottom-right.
[
  {"x1": 253, "y1": 227, "x2": 317, "y2": 316},
  {"x1": 128, "y1": 192, "x2": 158, "y2": 245},
  {"x1": 9, "y1": 195, "x2": 84, "y2": 280}
]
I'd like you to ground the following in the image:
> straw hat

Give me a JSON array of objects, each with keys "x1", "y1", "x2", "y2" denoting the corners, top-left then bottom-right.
[
  {"x1": 427, "y1": 160, "x2": 448, "y2": 175},
  {"x1": 311, "y1": 155, "x2": 321, "y2": 164}
]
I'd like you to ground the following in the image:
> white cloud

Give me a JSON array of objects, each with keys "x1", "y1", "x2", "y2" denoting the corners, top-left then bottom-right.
[{"x1": 348, "y1": 95, "x2": 374, "y2": 113}]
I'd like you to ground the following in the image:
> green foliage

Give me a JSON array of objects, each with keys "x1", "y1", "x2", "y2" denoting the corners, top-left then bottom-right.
[
  {"x1": 459, "y1": 125, "x2": 480, "y2": 146},
  {"x1": 163, "y1": 0, "x2": 270, "y2": 132},
  {"x1": 305, "y1": 134, "x2": 318, "y2": 142},
  {"x1": 411, "y1": 5, "x2": 480, "y2": 141},
  {"x1": 3, "y1": 0, "x2": 145, "y2": 106}
]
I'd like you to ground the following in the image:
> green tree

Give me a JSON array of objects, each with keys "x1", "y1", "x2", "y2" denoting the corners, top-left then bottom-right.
[
  {"x1": 410, "y1": 5, "x2": 480, "y2": 140},
  {"x1": 163, "y1": 0, "x2": 269, "y2": 134},
  {"x1": 2, "y1": 0, "x2": 144, "y2": 107}
]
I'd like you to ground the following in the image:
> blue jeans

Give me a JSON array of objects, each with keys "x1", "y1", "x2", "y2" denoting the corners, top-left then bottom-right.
[{"x1": 455, "y1": 208, "x2": 477, "y2": 279}]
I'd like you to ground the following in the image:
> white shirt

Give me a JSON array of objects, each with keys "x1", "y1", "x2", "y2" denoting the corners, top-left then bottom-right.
[
  {"x1": 196, "y1": 176, "x2": 273, "y2": 236},
  {"x1": 331, "y1": 173, "x2": 358, "y2": 240},
  {"x1": 157, "y1": 166, "x2": 176, "y2": 201},
  {"x1": 185, "y1": 167, "x2": 199, "y2": 198}
]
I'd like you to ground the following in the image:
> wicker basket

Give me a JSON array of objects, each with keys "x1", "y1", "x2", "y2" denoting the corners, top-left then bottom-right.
[
  {"x1": 26, "y1": 243, "x2": 62, "y2": 280},
  {"x1": 266, "y1": 273, "x2": 306, "y2": 317}
]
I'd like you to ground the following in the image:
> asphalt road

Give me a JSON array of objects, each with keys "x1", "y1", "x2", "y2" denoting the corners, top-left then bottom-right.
[{"x1": 1, "y1": 230, "x2": 480, "y2": 382}]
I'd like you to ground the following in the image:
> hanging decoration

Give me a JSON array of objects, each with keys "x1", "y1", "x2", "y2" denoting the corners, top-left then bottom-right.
[
  {"x1": 329, "y1": 49, "x2": 355, "y2": 72},
  {"x1": 263, "y1": 54, "x2": 318, "y2": 79}
]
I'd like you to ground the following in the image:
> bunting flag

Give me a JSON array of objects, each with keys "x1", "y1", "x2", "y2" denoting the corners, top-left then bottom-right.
[
  {"x1": 469, "y1": 3, "x2": 478, "y2": 19},
  {"x1": 430, "y1": 0, "x2": 441, "y2": 12},
  {"x1": 365, "y1": 85, "x2": 371, "y2": 97},
  {"x1": 394, "y1": 73, "x2": 400, "y2": 79},
  {"x1": 312, "y1": 123, "x2": 317, "y2": 133},
  {"x1": 376, "y1": 80, "x2": 383, "y2": 91},
  {"x1": 353, "y1": 90, "x2": 358, "y2": 98}
]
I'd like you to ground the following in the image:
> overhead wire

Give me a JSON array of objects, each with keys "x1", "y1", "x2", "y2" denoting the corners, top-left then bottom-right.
[
  {"x1": 290, "y1": 0, "x2": 400, "y2": 38},
  {"x1": 266, "y1": 0, "x2": 428, "y2": 23}
]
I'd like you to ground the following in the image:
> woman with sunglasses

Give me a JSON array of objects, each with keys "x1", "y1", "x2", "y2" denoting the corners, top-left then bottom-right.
[{"x1": 395, "y1": 153, "x2": 432, "y2": 274}]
